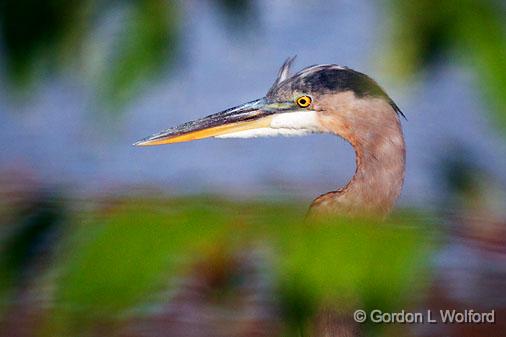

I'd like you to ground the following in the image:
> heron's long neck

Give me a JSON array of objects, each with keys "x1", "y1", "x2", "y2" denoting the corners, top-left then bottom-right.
[{"x1": 310, "y1": 96, "x2": 406, "y2": 217}]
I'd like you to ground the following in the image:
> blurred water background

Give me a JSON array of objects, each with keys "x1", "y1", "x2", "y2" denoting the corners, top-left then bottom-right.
[{"x1": 1, "y1": 1, "x2": 505, "y2": 336}]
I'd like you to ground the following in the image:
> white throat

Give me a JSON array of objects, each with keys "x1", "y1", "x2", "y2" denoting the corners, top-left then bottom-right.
[{"x1": 216, "y1": 110, "x2": 322, "y2": 139}]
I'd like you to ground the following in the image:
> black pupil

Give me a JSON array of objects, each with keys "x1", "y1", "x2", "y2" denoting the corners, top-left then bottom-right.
[{"x1": 299, "y1": 98, "x2": 307, "y2": 105}]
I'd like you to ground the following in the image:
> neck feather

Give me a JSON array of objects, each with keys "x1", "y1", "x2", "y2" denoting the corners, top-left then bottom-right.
[{"x1": 309, "y1": 93, "x2": 406, "y2": 218}]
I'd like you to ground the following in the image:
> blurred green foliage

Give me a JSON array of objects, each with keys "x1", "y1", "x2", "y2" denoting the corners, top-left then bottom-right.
[
  {"x1": 0, "y1": 190, "x2": 64, "y2": 300},
  {"x1": 0, "y1": 0, "x2": 255, "y2": 109},
  {"x1": 387, "y1": 0, "x2": 506, "y2": 130},
  {"x1": 14, "y1": 197, "x2": 431, "y2": 335},
  {"x1": 0, "y1": 0, "x2": 179, "y2": 108},
  {"x1": 101, "y1": 0, "x2": 178, "y2": 106}
]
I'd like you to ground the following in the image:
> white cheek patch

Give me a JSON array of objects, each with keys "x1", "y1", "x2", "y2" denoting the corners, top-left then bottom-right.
[
  {"x1": 215, "y1": 111, "x2": 322, "y2": 139},
  {"x1": 270, "y1": 110, "x2": 320, "y2": 130},
  {"x1": 215, "y1": 128, "x2": 315, "y2": 138}
]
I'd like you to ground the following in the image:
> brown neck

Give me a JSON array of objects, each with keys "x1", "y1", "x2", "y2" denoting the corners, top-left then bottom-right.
[{"x1": 309, "y1": 93, "x2": 406, "y2": 218}]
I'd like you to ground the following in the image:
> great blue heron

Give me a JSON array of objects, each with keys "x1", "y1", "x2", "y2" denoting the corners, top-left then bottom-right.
[{"x1": 135, "y1": 57, "x2": 406, "y2": 218}]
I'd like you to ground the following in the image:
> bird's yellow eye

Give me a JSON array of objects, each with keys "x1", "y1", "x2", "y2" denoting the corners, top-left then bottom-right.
[{"x1": 296, "y1": 95, "x2": 312, "y2": 108}]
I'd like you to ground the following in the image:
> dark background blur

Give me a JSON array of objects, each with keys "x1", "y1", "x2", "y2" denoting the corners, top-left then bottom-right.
[{"x1": 1, "y1": 1, "x2": 505, "y2": 336}]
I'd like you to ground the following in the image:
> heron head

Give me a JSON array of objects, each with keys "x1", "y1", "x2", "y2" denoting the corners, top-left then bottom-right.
[{"x1": 134, "y1": 57, "x2": 403, "y2": 146}]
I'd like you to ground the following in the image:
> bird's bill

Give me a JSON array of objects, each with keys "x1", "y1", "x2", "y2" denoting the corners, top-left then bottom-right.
[
  {"x1": 134, "y1": 117, "x2": 273, "y2": 146},
  {"x1": 133, "y1": 99, "x2": 272, "y2": 146},
  {"x1": 134, "y1": 98, "x2": 321, "y2": 146}
]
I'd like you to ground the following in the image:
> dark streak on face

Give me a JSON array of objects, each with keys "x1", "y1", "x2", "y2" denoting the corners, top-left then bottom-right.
[{"x1": 267, "y1": 65, "x2": 405, "y2": 118}]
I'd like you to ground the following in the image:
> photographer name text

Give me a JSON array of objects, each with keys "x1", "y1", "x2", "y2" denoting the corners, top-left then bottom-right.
[{"x1": 353, "y1": 309, "x2": 495, "y2": 324}]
